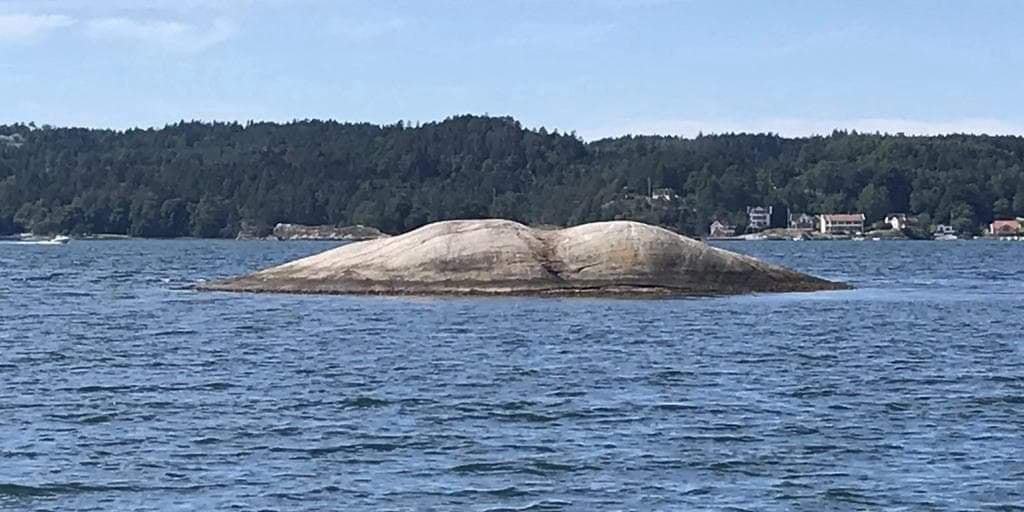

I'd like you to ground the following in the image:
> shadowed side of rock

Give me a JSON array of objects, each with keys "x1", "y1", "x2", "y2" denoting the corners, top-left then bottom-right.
[
  {"x1": 199, "y1": 219, "x2": 849, "y2": 296},
  {"x1": 545, "y1": 221, "x2": 841, "y2": 294}
]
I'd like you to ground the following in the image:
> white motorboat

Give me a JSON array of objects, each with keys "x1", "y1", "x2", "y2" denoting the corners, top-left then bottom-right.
[
  {"x1": 41, "y1": 235, "x2": 71, "y2": 245},
  {"x1": 0, "y1": 234, "x2": 70, "y2": 245}
]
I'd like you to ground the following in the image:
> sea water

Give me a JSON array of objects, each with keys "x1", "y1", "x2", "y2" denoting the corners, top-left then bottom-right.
[{"x1": 1, "y1": 240, "x2": 1022, "y2": 511}]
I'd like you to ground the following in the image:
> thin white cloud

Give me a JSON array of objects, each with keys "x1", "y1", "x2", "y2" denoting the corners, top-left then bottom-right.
[
  {"x1": 581, "y1": 117, "x2": 1024, "y2": 140},
  {"x1": 84, "y1": 16, "x2": 236, "y2": 52},
  {"x1": 0, "y1": 0, "x2": 257, "y2": 14},
  {"x1": 496, "y1": 22, "x2": 615, "y2": 48},
  {"x1": 514, "y1": 0, "x2": 684, "y2": 7},
  {"x1": 329, "y1": 17, "x2": 408, "y2": 40},
  {"x1": 0, "y1": 13, "x2": 75, "y2": 40}
]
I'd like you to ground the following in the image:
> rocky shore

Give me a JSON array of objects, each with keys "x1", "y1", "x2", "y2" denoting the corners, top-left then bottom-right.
[
  {"x1": 235, "y1": 223, "x2": 389, "y2": 241},
  {"x1": 271, "y1": 223, "x2": 388, "y2": 241}
]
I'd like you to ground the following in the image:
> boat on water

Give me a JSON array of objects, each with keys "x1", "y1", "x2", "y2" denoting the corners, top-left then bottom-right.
[
  {"x1": 39, "y1": 235, "x2": 70, "y2": 245},
  {"x1": 0, "y1": 234, "x2": 70, "y2": 245}
]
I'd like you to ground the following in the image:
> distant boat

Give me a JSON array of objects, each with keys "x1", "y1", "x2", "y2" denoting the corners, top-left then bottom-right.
[
  {"x1": 0, "y1": 235, "x2": 70, "y2": 245},
  {"x1": 934, "y1": 234, "x2": 958, "y2": 241},
  {"x1": 43, "y1": 235, "x2": 70, "y2": 245}
]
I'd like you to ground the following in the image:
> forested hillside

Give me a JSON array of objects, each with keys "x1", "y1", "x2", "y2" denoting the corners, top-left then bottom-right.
[{"x1": 2, "y1": 115, "x2": 1023, "y2": 237}]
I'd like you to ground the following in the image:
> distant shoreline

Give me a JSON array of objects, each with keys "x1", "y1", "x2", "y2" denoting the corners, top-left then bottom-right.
[
  {"x1": 4, "y1": 234, "x2": 1020, "y2": 243},
  {"x1": 4, "y1": 116, "x2": 1022, "y2": 241}
]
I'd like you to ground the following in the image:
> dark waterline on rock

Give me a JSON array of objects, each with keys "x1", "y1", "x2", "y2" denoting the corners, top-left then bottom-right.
[{"x1": 1, "y1": 240, "x2": 1023, "y2": 511}]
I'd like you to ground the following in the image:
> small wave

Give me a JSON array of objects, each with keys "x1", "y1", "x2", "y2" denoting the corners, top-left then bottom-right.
[
  {"x1": 0, "y1": 482, "x2": 133, "y2": 497},
  {"x1": 494, "y1": 400, "x2": 539, "y2": 410},
  {"x1": 21, "y1": 272, "x2": 66, "y2": 281},
  {"x1": 447, "y1": 485, "x2": 529, "y2": 498},
  {"x1": 481, "y1": 500, "x2": 573, "y2": 512},
  {"x1": 338, "y1": 396, "x2": 390, "y2": 409},
  {"x1": 679, "y1": 486, "x2": 712, "y2": 496},
  {"x1": 821, "y1": 487, "x2": 878, "y2": 506},
  {"x1": 707, "y1": 460, "x2": 762, "y2": 477},
  {"x1": 188, "y1": 382, "x2": 235, "y2": 391},
  {"x1": 80, "y1": 413, "x2": 116, "y2": 424},
  {"x1": 53, "y1": 290, "x2": 94, "y2": 298},
  {"x1": 267, "y1": 425, "x2": 303, "y2": 436},
  {"x1": 970, "y1": 394, "x2": 1024, "y2": 406},
  {"x1": 451, "y1": 459, "x2": 585, "y2": 476},
  {"x1": 652, "y1": 402, "x2": 700, "y2": 411},
  {"x1": 58, "y1": 382, "x2": 234, "y2": 395},
  {"x1": 489, "y1": 411, "x2": 559, "y2": 423},
  {"x1": 71, "y1": 385, "x2": 133, "y2": 394},
  {"x1": 269, "y1": 442, "x2": 407, "y2": 456},
  {"x1": 0, "y1": 483, "x2": 56, "y2": 497},
  {"x1": 677, "y1": 434, "x2": 760, "y2": 443},
  {"x1": 151, "y1": 329, "x2": 200, "y2": 337},
  {"x1": 451, "y1": 461, "x2": 522, "y2": 475}
]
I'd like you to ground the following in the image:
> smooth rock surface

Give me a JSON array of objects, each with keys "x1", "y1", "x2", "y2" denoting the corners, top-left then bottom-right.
[{"x1": 200, "y1": 219, "x2": 848, "y2": 296}]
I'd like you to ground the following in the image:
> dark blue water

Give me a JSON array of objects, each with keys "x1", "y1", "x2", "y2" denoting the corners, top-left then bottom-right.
[{"x1": 2, "y1": 239, "x2": 1023, "y2": 511}]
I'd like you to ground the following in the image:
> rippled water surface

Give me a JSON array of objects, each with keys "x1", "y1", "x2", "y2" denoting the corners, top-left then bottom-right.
[{"x1": 2, "y1": 239, "x2": 1023, "y2": 511}]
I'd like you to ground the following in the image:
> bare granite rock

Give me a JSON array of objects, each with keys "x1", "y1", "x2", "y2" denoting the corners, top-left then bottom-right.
[{"x1": 200, "y1": 219, "x2": 848, "y2": 296}]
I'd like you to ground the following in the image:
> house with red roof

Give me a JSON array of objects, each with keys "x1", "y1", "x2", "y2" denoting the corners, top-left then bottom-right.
[
  {"x1": 989, "y1": 219, "x2": 1021, "y2": 236},
  {"x1": 818, "y1": 213, "x2": 865, "y2": 235}
]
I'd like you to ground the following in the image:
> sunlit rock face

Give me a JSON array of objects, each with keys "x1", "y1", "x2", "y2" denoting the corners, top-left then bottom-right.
[{"x1": 200, "y1": 219, "x2": 848, "y2": 296}]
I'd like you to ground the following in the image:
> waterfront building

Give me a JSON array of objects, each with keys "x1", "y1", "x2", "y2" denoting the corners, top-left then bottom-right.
[
  {"x1": 989, "y1": 219, "x2": 1022, "y2": 235},
  {"x1": 819, "y1": 213, "x2": 866, "y2": 235},
  {"x1": 709, "y1": 220, "x2": 737, "y2": 238},
  {"x1": 788, "y1": 212, "x2": 816, "y2": 230},
  {"x1": 746, "y1": 206, "x2": 773, "y2": 231}
]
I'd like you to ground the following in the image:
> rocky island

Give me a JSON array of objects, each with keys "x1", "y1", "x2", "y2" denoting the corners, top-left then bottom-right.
[
  {"x1": 201, "y1": 219, "x2": 847, "y2": 296},
  {"x1": 200, "y1": 219, "x2": 848, "y2": 296}
]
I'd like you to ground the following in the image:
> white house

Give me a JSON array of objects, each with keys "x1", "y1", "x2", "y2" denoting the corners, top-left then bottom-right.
[
  {"x1": 819, "y1": 213, "x2": 866, "y2": 235},
  {"x1": 708, "y1": 220, "x2": 737, "y2": 238},
  {"x1": 788, "y1": 212, "x2": 816, "y2": 230},
  {"x1": 651, "y1": 187, "x2": 678, "y2": 201},
  {"x1": 746, "y1": 206, "x2": 773, "y2": 231},
  {"x1": 885, "y1": 213, "x2": 912, "y2": 231}
]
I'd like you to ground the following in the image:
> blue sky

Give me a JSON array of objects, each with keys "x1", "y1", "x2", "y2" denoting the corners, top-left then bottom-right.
[{"x1": 1, "y1": 0, "x2": 1021, "y2": 139}]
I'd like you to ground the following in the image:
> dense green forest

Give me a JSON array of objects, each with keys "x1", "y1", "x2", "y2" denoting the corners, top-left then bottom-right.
[{"x1": 2, "y1": 115, "x2": 1023, "y2": 238}]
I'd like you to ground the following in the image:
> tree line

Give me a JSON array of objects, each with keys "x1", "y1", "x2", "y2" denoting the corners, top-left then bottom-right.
[{"x1": 2, "y1": 115, "x2": 1023, "y2": 238}]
